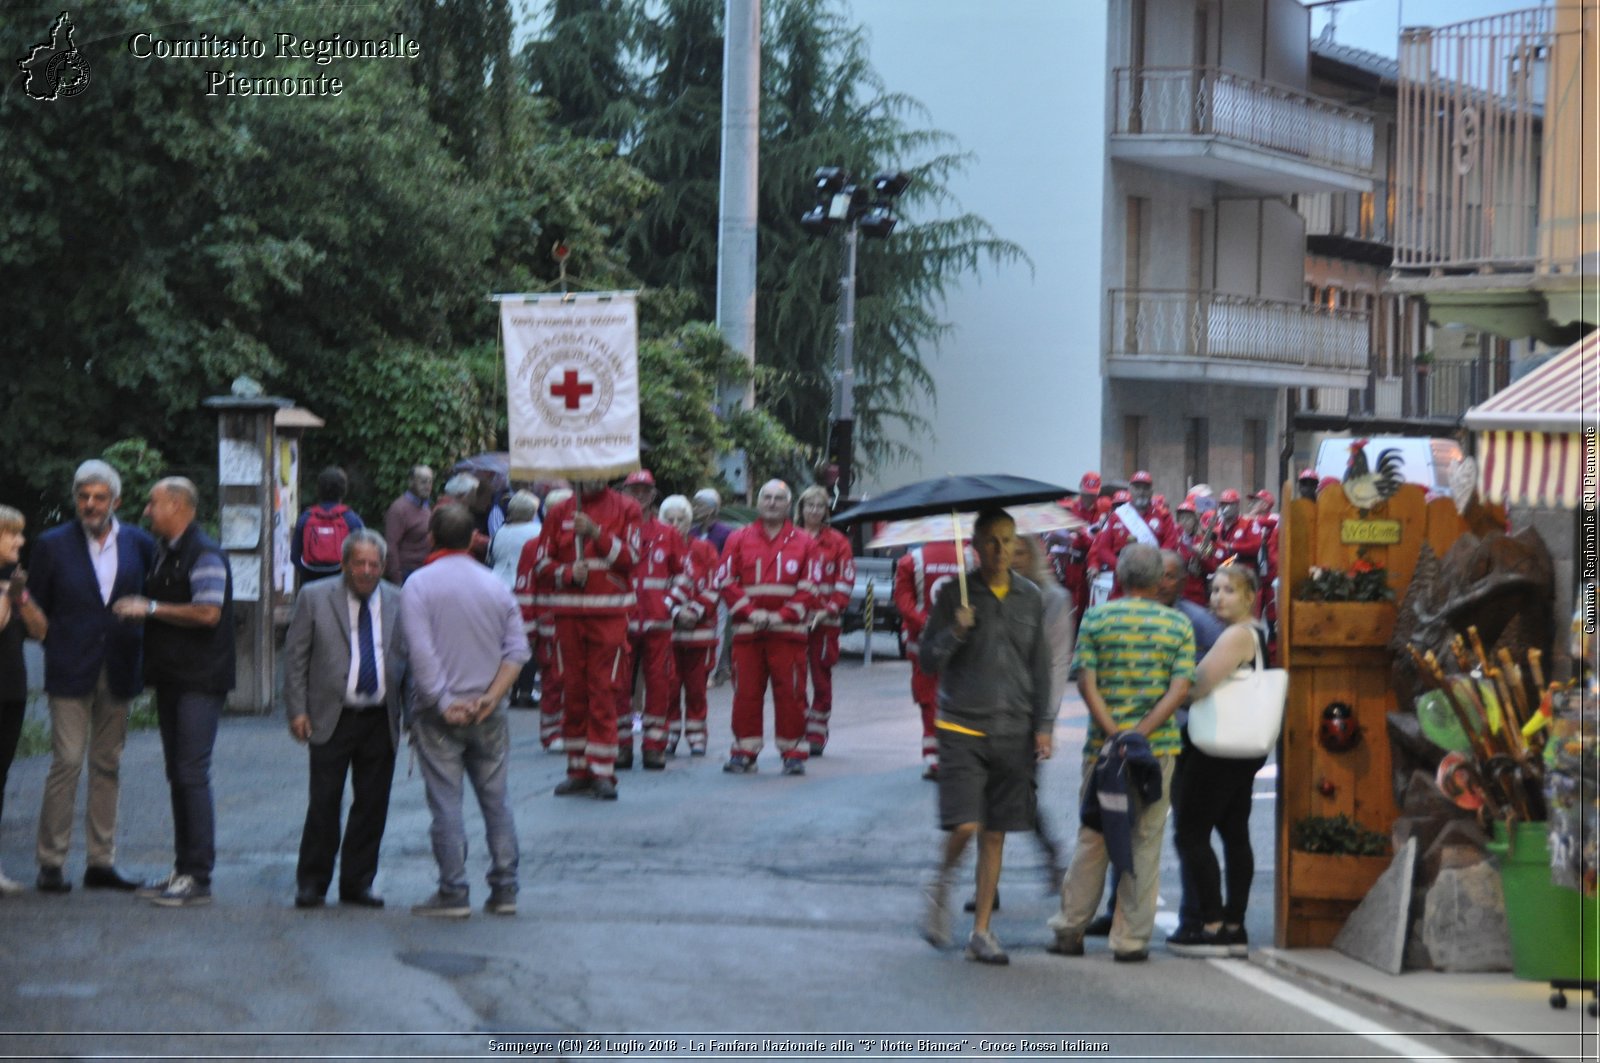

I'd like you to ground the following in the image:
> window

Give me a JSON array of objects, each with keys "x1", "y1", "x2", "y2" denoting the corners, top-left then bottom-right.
[
  {"x1": 1124, "y1": 415, "x2": 1145, "y2": 480},
  {"x1": 1185, "y1": 418, "x2": 1209, "y2": 487}
]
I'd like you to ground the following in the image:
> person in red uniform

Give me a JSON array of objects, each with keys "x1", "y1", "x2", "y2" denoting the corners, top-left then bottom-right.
[
  {"x1": 658, "y1": 495, "x2": 717, "y2": 757},
  {"x1": 1173, "y1": 498, "x2": 1211, "y2": 605},
  {"x1": 796, "y1": 485, "x2": 853, "y2": 756},
  {"x1": 1205, "y1": 489, "x2": 1263, "y2": 584},
  {"x1": 615, "y1": 470, "x2": 688, "y2": 772},
  {"x1": 1250, "y1": 489, "x2": 1280, "y2": 629},
  {"x1": 515, "y1": 488, "x2": 572, "y2": 754},
  {"x1": 1085, "y1": 470, "x2": 1179, "y2": 597},
  {"x1": 531, "y1": 478, "x2": 641, "y2": 800},
  {"x1": 892, "y1": 538, "x2": 969, "y2": 780},
  {"x1": 718, "y1": 480, "x2": 819, "y2": 776},
  {"x1": 1047, "y1": 472, "x2": 1101, "y2": 633}
]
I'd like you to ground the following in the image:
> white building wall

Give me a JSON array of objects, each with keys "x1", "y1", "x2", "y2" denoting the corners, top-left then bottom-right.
[{"x1": 845, "y1": 0, "x2": 1108, "y2": 494}]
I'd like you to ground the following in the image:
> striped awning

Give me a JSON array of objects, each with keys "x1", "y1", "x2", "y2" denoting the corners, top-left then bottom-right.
[
  {"x1": 1464, "y1": 329, "x2": 1597, "y2": 433},
  {"x1": 1478, "y1": 429, "x2": 1591, "y2": 509}
]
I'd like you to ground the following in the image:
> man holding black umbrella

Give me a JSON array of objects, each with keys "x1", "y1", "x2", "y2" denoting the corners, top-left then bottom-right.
[{"x1": 918, "y1": 508, "x2": 1054, "y2": 965}]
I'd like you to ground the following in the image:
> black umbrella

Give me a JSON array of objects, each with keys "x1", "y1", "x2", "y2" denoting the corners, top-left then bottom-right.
[{"x1": 831, "y1": 473, "x2": 1073, "y2": 607}]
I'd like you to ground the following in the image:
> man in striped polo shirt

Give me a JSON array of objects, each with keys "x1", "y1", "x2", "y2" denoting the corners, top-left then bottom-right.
[{"x1": 1048, "y1": 543, "x2": 1194, "y2": 962}]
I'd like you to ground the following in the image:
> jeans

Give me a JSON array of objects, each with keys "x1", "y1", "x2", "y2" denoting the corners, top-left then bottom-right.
[
  {"x1": 413, "y1": 707, "x2": 518, "y2": 897},
  {"x1": 154, "y1": 688, "x2": 224, "y2": 882}
]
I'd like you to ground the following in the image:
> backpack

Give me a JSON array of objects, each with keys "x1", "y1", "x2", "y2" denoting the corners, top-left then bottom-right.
[{"x1": 300, "y1": 504, "x2": 350, "y2": 568}]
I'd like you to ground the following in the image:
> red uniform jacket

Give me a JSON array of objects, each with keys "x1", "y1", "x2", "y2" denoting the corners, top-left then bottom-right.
[
  {"x1": 531, "y1": 487, "x2": 642, "y2": 618},
  {"x1": 808, "y1": 526, "x2": 855, "y2": 629},
  {"x1": 1207, "y1": 515, "x2": 1264, "y2": 575},
  {"x1": 514, "y1": 539, "x2": 559, "y2": 639},
  {"x1": 717, "y1": 520, "x2": 818, "y2": 641},
  {"x1": 892, "y1": 541, "x2": 966, "y2": 658},
  {"x1": 1086, "y1": 505, "x2": 1181, "y2": 575},
  {"x1": 631, "y1": 517, "x2": 690, "y2": 633},
  {"x1": 673, "y1": 537, "x2": 722, "y2": 647}
]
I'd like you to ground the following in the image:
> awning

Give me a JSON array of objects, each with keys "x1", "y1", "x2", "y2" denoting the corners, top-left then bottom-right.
[
  {"x1": 1463, "y1": 329, "x2": 1597, "y2": 433},
  {"x1": 1465, "y1": 329, "x2": 1597, "y2": 509},
  {"x1": 1477, "y1": 429, "x2": 1590, "y2": 508}
]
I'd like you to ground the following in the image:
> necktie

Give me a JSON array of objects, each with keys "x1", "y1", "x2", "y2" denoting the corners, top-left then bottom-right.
[{"x1": 356, "y1": 598, "x2": 378, "y2": 697}]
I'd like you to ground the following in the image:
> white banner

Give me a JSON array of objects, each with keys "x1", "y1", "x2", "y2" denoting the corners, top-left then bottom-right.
[{"x1": 499, "y1": 292, "x2": 641, "y2": 481}]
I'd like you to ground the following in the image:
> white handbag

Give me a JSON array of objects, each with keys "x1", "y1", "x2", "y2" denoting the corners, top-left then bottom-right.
[{"x1": 1187, "y1": 636, "x2": 1287, "y2": 759}]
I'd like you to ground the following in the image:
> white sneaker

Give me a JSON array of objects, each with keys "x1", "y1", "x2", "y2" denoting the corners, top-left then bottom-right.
[{"x1": 0, "y1": 865, "x2": 22, "y2": 897}]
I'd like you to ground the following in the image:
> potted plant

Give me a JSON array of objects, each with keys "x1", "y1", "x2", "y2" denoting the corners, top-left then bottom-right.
[
  {"x1": 1292, "y1": 559, "x2": 1398, "y2": 646},
  {"x1": 1288, "y1": 814, "x2": 1392, "y2": 901}
]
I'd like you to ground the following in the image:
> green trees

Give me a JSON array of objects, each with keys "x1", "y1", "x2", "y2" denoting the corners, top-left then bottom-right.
[{"x1": 526, "y1": 0, "x2": 1028, "y2": 473}]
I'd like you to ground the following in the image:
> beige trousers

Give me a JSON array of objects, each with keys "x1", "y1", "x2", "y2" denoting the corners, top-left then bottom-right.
[
  {"x1": 1050, "y1": 751, "x2": 1176, "y2": 954},
  {"x1": 36, "y1": 668, "x2": 129, "y2": 869}
]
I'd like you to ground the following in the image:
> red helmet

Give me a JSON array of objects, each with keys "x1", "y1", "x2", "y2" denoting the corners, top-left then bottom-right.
[
  {"x1": 1080, "y1": 472, "x2": 1103, "y2": 494},
  {"x1": 1297, "y1": 467, "x2": 1318, "y2": 482},
  {"x1": 1130, "y1": 470, "x2": 1154, "y2": 485},
  {"x1": 1113, "y1": 489, "x2": 1132, "y2": 504},
  {"x1": 1218, "y1": 488, "x2": 1241, "y2": 504},
  {"x1": 623, "y1": 469, "x2": 655, "y2": 487},
  {"x1": 1176, "y1": 499, "x2": 1197, "y2": 515},
  {"x1": 1252, "y1": 489, "x2": 1275, "y2": 507}
]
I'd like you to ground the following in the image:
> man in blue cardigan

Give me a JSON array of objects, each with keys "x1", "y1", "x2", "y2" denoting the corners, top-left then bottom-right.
[{"x1": 29, "y1": 460, "x2": 157, "y2": 893}]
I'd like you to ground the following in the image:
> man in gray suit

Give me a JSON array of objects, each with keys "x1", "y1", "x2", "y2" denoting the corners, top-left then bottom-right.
[{"x1": 282, "y1": 530, "x2": 405, "y2": 909}]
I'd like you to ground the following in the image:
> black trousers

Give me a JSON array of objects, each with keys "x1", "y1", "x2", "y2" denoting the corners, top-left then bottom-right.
[
  {"x1": 0, "y1": 699, "x2": 24, "y2": 829},
  {"x1": 296, "y1": 707, "x2": 396, "y2": 895},
  {"x1": 1171, "y1": 744, "x2": 1267, "y2": 926}
]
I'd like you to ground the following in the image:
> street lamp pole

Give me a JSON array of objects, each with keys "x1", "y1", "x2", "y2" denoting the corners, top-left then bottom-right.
[{"x1": 829, "y1": 221, "x2": 859, "y2": 504}]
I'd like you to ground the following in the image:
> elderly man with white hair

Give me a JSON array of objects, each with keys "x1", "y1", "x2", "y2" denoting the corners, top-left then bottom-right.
[
  {"x1": 716, "y1": 479, "x2": 820, "y2": 776},
  {"x1": 29, "y1": 459, "x2": 158, "y2": 894}
]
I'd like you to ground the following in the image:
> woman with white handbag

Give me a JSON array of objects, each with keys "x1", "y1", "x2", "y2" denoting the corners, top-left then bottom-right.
[{"x1": 1166, "y1": 564, "x2": 1280, "y2": 958}]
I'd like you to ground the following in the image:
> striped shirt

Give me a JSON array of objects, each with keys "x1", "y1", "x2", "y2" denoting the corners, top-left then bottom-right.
[{"x1": 1073, "y1": 598, "x2": 1195, "y2": 756}]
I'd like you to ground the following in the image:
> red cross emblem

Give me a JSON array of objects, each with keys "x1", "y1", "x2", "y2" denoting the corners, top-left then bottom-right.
[{"x1": 549, "y1": 369, "x2": 594, "y2": 410}]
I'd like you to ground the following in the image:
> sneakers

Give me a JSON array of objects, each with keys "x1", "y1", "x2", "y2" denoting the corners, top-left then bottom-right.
[
  {"x1": 151, "y1": 874, "x2": 212, "y2": 908},
  {"x1": 591, "y1": 777, "x2": 619, "y2": 801},
  {"x1": 1223, "y1": 925, "x2": 1249, "y2": 957},
  {"x1": 781, "y1": 758, "x2": 805, "y2": 776},
  {"x1": 412, "y1": 891, "x2": 470, "y2": 918},
  {"x1": 689, "y1": 744, "x2": 707, "y2": 757},
  {"x1": 921, "y1": 876, "x2": 953, "y2": 948},
  {"x1": 136, "y1": 872, "x2": 178, "y2": 899},
  {"x1": 1165, "y1": 926, "x2": 1228, "y2": 957},
  {"x1": 554, "y1": 776, "x2": 595, "y2": 797},
  {"x1": 723, "y1": 755, "x2": 757, "y2": 774},
  {"x1": 484, "y1": 887, "x2": 517, "y2": 916},
  {"x1": 965, "y1": 929, "x2": 1010, "y2": 965},
  {"x1": 642, "y1": 750, "x2": 666, "y2": 771},
  {"x1": 0, "y1": 865, "x2": 22, "y2": 897}
]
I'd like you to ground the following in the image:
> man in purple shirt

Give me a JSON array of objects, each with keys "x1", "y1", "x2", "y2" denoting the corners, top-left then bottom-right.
[
  {"x1": 383, "y1": 465, "x2": 433, "y2": 583},
  {"x1": 401, "y1": 504, "x2": 529, "y2": 918}
]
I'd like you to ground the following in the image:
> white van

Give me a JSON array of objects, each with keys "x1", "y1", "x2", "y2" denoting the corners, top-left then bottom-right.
[{"x1": 1312, "y1": 436, "x2": 1464, "y2": 498}]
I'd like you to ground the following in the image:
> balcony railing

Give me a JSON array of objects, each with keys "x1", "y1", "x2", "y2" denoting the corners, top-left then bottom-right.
[
  {"x1": 1110, "y1": 289, "x2": 1370, "y2": 372},
  {"x1": 1394, "y1": 8, "x2": 1572, "y2": 272},
  {"x1": 1113, "y1": 66, "x2": 1374, "y2": 174}
]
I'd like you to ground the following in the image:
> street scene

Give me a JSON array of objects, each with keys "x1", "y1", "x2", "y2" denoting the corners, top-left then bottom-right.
[
  {"x1": 2, "y1": 0, "x2": 1596, "y2": 1059},
  {"x1": 0, "y1": 636, "x2": 1518, "y2": 1058}
]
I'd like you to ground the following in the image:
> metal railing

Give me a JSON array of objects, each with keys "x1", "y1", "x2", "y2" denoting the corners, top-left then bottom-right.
[
  {"x1": 1394, "y1": 8, "x2": 1583, "y2": 272},
  {"x1": 1114, "y1": 66, "x2": 1373, "y2": 174},
  {"x1": 1110, "y1": 289, "x2": 1370, "y2": 372}
]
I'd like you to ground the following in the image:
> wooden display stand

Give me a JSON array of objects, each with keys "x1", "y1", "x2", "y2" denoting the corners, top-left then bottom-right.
[{"x1": 1275, "y1": 482, "x2": 1494, "y2": 947}]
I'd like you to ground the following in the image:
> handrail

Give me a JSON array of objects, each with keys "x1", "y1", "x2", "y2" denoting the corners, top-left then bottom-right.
[
  {"x1": 1110, "y1": 289, "x2": 1370, "y2": 372},
  {"x1": 1113, "y1": 65, "x2": 1374, "y2": 173}
]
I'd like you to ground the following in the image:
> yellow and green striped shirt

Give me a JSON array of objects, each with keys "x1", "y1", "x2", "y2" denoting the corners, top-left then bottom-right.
[{"x1": 1073, "y1": 598, "x2": 1195, "y2": 756}]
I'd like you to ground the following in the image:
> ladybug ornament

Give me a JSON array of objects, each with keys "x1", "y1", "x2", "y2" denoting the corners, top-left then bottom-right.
[{"x1": 1319, "y1": 701, "x2": 1363, "y2": 752}]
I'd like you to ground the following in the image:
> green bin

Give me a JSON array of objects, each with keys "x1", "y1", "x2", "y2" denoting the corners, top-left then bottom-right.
[{"x1": 1488, "y1": 821, "x2": 1599, "y2": 983}]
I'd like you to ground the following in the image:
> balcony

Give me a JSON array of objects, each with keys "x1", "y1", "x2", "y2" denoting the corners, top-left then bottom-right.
[
  {"x1": 1108, "y1": 289, "x2": 1371, "y2": 389},
  {"x1": 1111, "y1": 67, "x2": 1374, "y2": 194}
]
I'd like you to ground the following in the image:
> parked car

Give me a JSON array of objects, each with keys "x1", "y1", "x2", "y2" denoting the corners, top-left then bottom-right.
[
  {"x1": 1313, "y1": 435, "x2": 1463, "y2": 499},
  {"x1": 840, "y1": 553, "x2": 904, "y2": 657}
]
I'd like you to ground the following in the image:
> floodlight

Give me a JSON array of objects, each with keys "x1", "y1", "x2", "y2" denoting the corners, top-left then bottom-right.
[
  {"x1": 871, "y1": 171, "x2": 912, "y2": 199},
  {"x1": 800, "y1": 205, "x2": 835, "y2": 236},
  {"x1": 858, "y1": 205, "x2": 898, "y2": 239},
  {"x1": 813, "y1": 166, "x2": 848, "y2": 198}
]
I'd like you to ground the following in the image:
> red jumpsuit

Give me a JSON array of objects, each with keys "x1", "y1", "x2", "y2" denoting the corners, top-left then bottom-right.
[
  {"x1": 669, "y1": 536, "x2": 721, "y2": 755},
  {"x1": 892, "y1": 542, "x2": 965, "y2": 772},
  {"x1": 532, "y1": 487, "x2": 641, "y2": 784},
  {"x1": 617, "y1": 517, "x2": 690, "y2": 761},
  {"x1": 1086, "y1": 504, "x2": 1181, "y2": 598},
  {"x1": 514, "y1": 544, "x2": 564, "y2": 750},
  {"x1": 718, "y1": 520, "x2": 818, "y2": 766},
  {"x1": 804, "y1": 525, "x2": 854, "y2": 753}
]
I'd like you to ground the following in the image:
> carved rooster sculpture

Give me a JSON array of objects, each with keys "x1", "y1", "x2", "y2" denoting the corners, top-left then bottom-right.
[{"x1": 1342, "y1": 438, "x2": 1405, "y2": 510}]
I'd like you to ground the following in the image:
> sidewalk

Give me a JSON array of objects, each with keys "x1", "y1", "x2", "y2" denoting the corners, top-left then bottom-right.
[{"x1": 1259, "y1": 946, "x2": 1597, "y2": 1060}]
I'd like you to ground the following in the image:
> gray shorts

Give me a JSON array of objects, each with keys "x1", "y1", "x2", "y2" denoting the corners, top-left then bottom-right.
[{"x1": 936, "y1": 729, "x2": 1037, "y2": 832}]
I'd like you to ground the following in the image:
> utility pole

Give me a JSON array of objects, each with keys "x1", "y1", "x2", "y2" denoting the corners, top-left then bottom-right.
[
  {"x1": 829, "y1": 224, "x2": 859, "y2": 503},
  {"x1": 715, "y1": 0, "x2": 760, "y2": 498}
]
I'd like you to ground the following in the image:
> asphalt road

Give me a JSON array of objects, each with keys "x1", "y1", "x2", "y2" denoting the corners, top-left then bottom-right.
[{"x1": 0, "y1": 633, "x2": 1485, "y2": 1060}]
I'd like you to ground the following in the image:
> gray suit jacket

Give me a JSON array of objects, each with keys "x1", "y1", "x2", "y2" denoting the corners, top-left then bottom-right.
[{"x1": 281, "y1": 578, "x2": 406, "y2": 747}]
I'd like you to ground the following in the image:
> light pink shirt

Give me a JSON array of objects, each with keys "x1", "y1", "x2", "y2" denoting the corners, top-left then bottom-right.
[{"x1": 86, "y1": 517, "x2": 119, "y2": 605}]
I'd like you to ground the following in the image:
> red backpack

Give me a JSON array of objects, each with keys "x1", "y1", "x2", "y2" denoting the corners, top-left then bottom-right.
[{"x1": 301, "y1": 504, "x2": 350, "y2": 568}]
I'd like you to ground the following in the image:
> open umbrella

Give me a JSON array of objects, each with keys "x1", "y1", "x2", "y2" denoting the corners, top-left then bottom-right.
[
  {"x1": 832, "y1": 474, "x2": 1073, "y2": 607},
  {"x1": 868, "y1": 501, "x2": 1085, "y2": 549}
]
